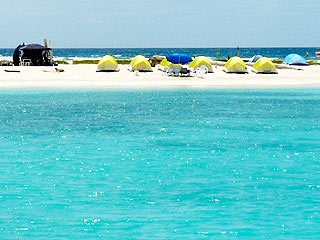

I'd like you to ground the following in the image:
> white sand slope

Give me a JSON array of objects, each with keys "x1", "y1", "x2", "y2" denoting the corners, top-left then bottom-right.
[{"x1": 0, "y1": 64, "x2": 319, "y2": 89}]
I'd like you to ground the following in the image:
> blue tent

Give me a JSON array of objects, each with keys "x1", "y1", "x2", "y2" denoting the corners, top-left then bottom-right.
[
  {"x1": 284, "y1": 54, "x2": 308, "y2": 66},
  {"x1": 167, "y1": 53, "x2": 192, "y2": 64},
  {"x1": 250, "y1": 55, "x2": 263, "y2": 63}
]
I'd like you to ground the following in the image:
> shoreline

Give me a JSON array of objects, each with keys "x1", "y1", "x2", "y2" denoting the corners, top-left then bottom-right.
[{"x1": 0, "y1": 64, "x2": 320, "y2": 89}]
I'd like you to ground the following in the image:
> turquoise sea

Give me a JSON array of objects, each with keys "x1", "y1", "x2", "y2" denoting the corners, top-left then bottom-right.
[
  {"x1": 1, "y1": 47, "x2": 320, "y2": 61},
  {"x1": 1, "y1": 89, "x2": 319, "y2": 239}
]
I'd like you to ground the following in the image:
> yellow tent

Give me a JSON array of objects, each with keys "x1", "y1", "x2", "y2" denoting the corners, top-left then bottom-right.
[
  {"x1": 130, "y1": 55, "x2": 152, "y2": 72},
  {"x1": 97, "y1": 55, "x2": 119, "y2": 72},
  {"x1": 225, "y1": 57, "x2": 247, "y2": 73},
  {"x1": 160, "y1": 58, "x2": 171, "y2": 67},
  {"x1": 158, "y1": 58, "x2": 172, "y2": 71},
  {"x1": 168, "y1": 63, "x2": 182, "y2": 70},
  {"x1": 253, "y1": 57, "x2": 277, "y2": 74},
  {"x1": 189, "y1": 56, "x2": 213, "y2": 73},
  {"x1": 166, "y1": 63, "x2": 182, "y2": 76}
]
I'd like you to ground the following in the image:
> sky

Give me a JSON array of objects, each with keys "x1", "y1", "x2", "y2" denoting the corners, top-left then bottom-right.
[{"x1": 0, "y1": 0, "x2": 319, "y2": 48}]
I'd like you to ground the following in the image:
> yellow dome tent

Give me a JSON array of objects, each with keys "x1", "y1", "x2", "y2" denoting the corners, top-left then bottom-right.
[
  {"x1": 253, "y1": 57, "x2": 277, "y2": 74},
  {"x1": 225, "y1": 57, "x2": 247, "y2": 73},
  {"x1": 97, "y1": 55, "x2": 119, "y2": 72},
  {"x1": 189, "y1": 56, "x2": 213, "y2": 73},
  {"x1": 168, "y1": 63, "x2": 182, "y2": 70},
  {"x1": 160, "y1": 58, "x2": 171, "y2": 67},
  {"x1": 166, "y1": 63, "x2": 183, "y2": 76},
  {"x1": 130, "y1": 55, "x2": 152, "y2": 72},
  {"x1": 158, "y1": 58, "x2": 172, "y2": 71}
]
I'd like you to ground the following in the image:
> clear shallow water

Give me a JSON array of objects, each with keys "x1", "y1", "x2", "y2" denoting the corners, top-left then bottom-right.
[{"x1": 0, "y1": 89, "x2": 319, "y2": 239}]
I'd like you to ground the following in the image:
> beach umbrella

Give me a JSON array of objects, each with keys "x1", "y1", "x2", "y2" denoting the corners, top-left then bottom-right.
[
  {"x1": 284, "y1": 54, "x2": 308, "y2": 66},
  {"x1": 167, "y1": 53, "x2": 192, "y2": 64}
]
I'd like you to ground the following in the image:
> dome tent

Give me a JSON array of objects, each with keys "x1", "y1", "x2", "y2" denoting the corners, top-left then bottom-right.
[
  {"x1": 253, "y1": 57, "x2": 277, "y2": 74},
  {"x1": 224, "y1": 57, "x2": 247, "y2": 73},
  {"x1": 168, "y1": 63, "x2": 182, "y2": 70},
  {"x1": 250, "y1": 55, "x2": 263, "y2": 63},
  {"x1": 158, "y1": 58, "x2": 172, "y2": 71},
  {"x1": 130, "y1": 55, "x2": 152, "y2": 72},
  {"x1": 284, "y1": 54, "x2": 308, "y2": 66},
  {"x1": 97, "y1": 55, "x2": 119, "y2": 72},
  {"x1": 189, "y1": 56, "x2": 213, "y2": 73},
  {"x1": 159, "y1": 58, "x2": 171, "y2": 67}
]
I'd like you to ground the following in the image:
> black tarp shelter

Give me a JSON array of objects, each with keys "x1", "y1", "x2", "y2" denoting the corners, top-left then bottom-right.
[{"x1": 13, "y1": 43, "x2": 53, "y2": 66}]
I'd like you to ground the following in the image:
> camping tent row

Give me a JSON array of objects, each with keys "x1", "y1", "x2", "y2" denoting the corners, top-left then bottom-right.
[
  {"x1": 97, "y1": 53, "x2": 307, "y2": 73},
  {"x1": 160, "y1": 56, "x2": 277, "y2": 74},
  {"x1": 159, "y1": 56, "x2": 213, "y2": 73},
  {"x1": 224, "y1": 56, "x2": 278, "y2": 73},
  {"x1": 98, "y1": 55, "x2": 215, "y2": 73},
  {"x1": 250, "y1": 54, "x2": 308, "y2": 66},
  {"x1": 97, "y1": 55, "x2": 152, "y2": 72},
  {"x1": 97, "y1": 55, "x2": 276, "y2": 74}
]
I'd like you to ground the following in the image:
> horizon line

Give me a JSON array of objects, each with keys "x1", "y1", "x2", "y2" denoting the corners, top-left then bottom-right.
[{"x1": 1, "y1": 46, "x2": 319, "y2": 49}]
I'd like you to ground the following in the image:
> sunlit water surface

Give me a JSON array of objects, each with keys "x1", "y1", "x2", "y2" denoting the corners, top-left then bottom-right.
[{"x1": 0, "y1": 89, "x2": 319, "y2": 239}]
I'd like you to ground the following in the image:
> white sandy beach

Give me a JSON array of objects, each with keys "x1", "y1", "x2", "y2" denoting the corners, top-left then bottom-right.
[{"x1": 0, "y1": 64, "x2": 319, "y2": 89}]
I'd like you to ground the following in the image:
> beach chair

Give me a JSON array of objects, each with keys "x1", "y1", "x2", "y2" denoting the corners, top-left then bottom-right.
[
  {"x1": 195, "y1": 65, "x2": 208, "y2": 78},
  {"x1": 166, "y1": 68, "x2": 174, "y2": 76},
  {"x1": 21, "y1": 59, "x2": 32, "y2": 66},
  {"x1": 173, "y1": 69, "x2": 180, "y2": 77},
  {"x1": 180, "y1": 68, "x2": 191, "y2": 77},
  {"x1": 200, "y1": 65, "x2": 209, "y2": 73}
]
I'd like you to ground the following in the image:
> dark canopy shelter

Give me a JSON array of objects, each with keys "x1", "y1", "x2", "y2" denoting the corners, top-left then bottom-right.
[
  {"x1": 13, "y1": 44, "x2": 25, "y2": 66},
  {"x1": 13, "y1": 43, "x2": 53, "y2": 66}
]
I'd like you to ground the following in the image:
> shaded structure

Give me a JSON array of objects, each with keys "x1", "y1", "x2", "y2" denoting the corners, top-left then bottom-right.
[
  {"x1": 250, "y1": 55, "x2": 263, "y2": 63},
  {"x1": 284, "y1": 54, "x2": 308, "y2": 66},
  {"x1": 189, "y1": 56, "x2": 213, "y2": 73},
  {"x1": 253, "y1": 57, "x2": 277, "y2": 74},
  {"x1": 130, "y1": 55, "x2": 152, "y2": 72},
  {"x1": 96, "y1": 55, "x2": 119, "y2": 72},
  {"x1": 149, "y1": 55, "x2": 165, "y2": 67},
  {"x1": 13, "y1": 43, "x2": 53, "y2": 66},
  {"x1": 167, "y1": 53, "x2": 192, "y2": 64},
  {"x1": 224, "y1": 56, "x2": 248, "y2": 73}
]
